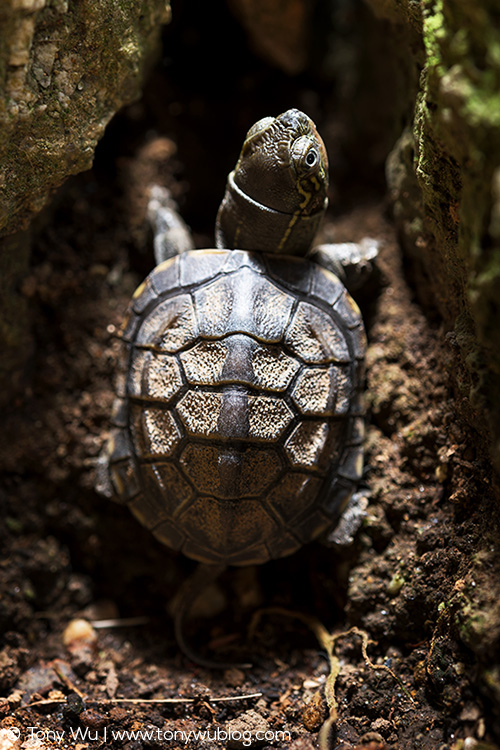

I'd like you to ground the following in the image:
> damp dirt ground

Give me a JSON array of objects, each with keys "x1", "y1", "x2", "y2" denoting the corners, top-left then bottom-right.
[{"x1": 2, "y1": 10, "x2": 500, "y2": 750}]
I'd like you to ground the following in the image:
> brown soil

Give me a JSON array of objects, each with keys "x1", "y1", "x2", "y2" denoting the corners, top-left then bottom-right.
[{"x1": 1, "y1": 5, "x2": 500, "y2": 750}]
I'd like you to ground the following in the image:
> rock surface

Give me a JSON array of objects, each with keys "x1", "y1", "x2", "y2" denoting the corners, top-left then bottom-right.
[
  {"x1": 0, "y1": 0, "x2": 171, "y2": 403},
  {"x1": 367, "y1": 0, "x2": 500, "y2": 719},
  {"x1": 0, "y1": 0, "x2": 171, "y2": 236},
  {"x1": 373, "y1": 0, "x2": 500, "y2": 471}
]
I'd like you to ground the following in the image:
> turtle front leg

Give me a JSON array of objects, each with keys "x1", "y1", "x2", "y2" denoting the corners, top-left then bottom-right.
[
  {"x1": 308, "y1": 237, "x2": 379, "y2": 293},
  {"x1": 147, "y1": 185, "x2": 194, "y2": 266}
]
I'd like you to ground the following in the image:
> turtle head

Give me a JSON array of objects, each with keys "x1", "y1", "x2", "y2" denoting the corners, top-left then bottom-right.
[
  {"x1": 216, "y1": 109, "x2": 329, "y2": 255},
  {"x1": 235, "y1": 109, "x2": 329, "y2": 216}
]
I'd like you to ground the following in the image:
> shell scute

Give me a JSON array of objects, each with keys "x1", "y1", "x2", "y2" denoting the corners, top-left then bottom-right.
[
  {"x1": 150, "y1": 256, "x2": 180, "y2": 296},
  {"x1": 179, "y1": 444, "x2": 281, "y2": 499},
  {"x1": 179, "y1": 249, "x2": 228, "y2": 287},
  {"x1": 136, "y1": 294, "x2": 198, "y2": 352},
  {"x1": 284, "y1": 301, "x2": 351, "y2": 364},
  {"x1": 310, "y1": 266, "x2": 344, "y2": 306},
  {"x1": 179, "y1": 494, "x2": 280, "y2": 560},
  {"x1": 333, "y1": 289, "x2": 363, "y2": 328},
  {"x1": 264, "y1": 254, "x2": 313, "y2": 294},
  {"x1": 132, "y1": 277, "x2": 158, "y2": 314},
  {"x1": 130, "y1": 404, "x2": 181, "y2": 458}
]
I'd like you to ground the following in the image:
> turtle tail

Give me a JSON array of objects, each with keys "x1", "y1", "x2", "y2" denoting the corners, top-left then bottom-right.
[{"x1": 172, "y1": 563, "x2": 251, "y2": 670}]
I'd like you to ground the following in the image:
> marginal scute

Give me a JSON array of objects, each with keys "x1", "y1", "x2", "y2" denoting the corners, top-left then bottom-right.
[
  {"x1": 121, "y1": 310, "x2": 140, "y2": 343},
  {"x1": 264, "y1": 254, "x2": 313, "y2": 294},
  {"x1": 153, "y1": 520, "x2": 185, "y2": 550},
  {"x1": 179, "y1": 444, "x2": 281, "y2": 498},
  {"x1": 350, "y1": 391, "x2": 365, "y2": 416},
  {"x1": 108, "y1": 428, "x2": 132, "y2": 462},
  {"x1": 111, "y1": 397, "x2": 128, "y2": 428},
  {"x1": 294, "y1": 509, "x2": 331, "y2": 544},
  {"x1": 127, "y1": 350, "x2": 147, "y2": 397},
  {"x1": 132, "y1": 277, "x2": 158, "y2": 314},
  {"x1": 110, "y1": 459, "x2": 139, "y2": 501},
  {"x1": 333, "y1": 289, "x2": 363, "y2": 328},
  {"x1": 333, "y1": 367, "x2": 353, "y2": 415},
  {"x1": 310, "y1": 266, "x2": 344, "y2": 305},
  {"x1": 350, "y1": 322, "x2": 367, "y2": 360},
  {"x1": 261, "y1": 533, "x2": 301, "y2": 560},
  {"x1": 319, "y1": 477, "x2": 352, "y2": 515},
  {"x1": 150, "y1": 256, "x2": 180, "y2": 296},
  {"x1": 179, "y1": 495, "x2": 279, "y2": 559},
  {"x1": 349, "y1": 416, "x2": 365, "y2": 446},
  {"x1": 264, "y1": 473, "x2": 322, "y2": 523},
  {"x1": 285, "y1": 301, "x2": 350, "y2": 363},
  {"x1": 115, "y1": 372, "x2": 127, "y2": 399},
  {"x1": 338, "y1": 445, "x2": 364, "y2": 481},
  {"x1": 182, "y1": 538, "x2": 270, "y2": 566},
  {"x1": 222, "y1": 249, "x2": 267, "y2": 274}
]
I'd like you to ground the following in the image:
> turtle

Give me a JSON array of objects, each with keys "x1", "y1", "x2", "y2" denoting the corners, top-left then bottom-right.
[{"x1": 99, "y1": 109, "x2": 377, "y2": 663}]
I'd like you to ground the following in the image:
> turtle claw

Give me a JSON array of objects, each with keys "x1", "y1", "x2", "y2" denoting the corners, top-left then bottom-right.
[
  {"x1": 94, "y1": 451, "x2": 115, "y2": 499},
  {"x1": 322, "y1": 491, "x2": 369, "y2": 549},
  {"x1": 147, "y1": 185, "x2": 194, "y2": 266},
  {"x1": 308, "y1": 237, "x2": 379, "y2": 292}
]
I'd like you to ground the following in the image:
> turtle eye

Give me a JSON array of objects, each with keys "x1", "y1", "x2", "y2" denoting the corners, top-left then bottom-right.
[
  {"x1": 305, "y1": 149, "x2": 318, "y2": 168},
  {"x1": 291, "y1": 136, "x2": 322, "y2": 174}
]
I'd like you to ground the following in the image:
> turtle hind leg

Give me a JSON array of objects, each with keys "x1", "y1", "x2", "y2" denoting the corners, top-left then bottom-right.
[
  {"x1": 172, "y1": 563, "x2": 252, "y2": 670},
  {"x1": 147, "y1": 185, "x2": 195, "y2": 266},
  {"x1": 308, "y1": 237, "x2": 380, "y2": 293}
]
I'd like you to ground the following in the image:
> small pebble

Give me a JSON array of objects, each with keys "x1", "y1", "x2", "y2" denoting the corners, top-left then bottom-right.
[
  {"x1": 302, "y1": 679, "x2": 321, "y2": 689},
  {"x1": 21, "y1": 738, "x2": 47, "y2": 750},
  {"x1": 109, "y1": 706, "x2": 128, "y2": 722},
  {"x1": 62, "y1": 619, "x2": 97, "y2": 651},
  {"x1": 226, "y1": 710, "x2": 270, "y2": 749},
  {"x1": 80, "y1": 709, "x2": 107, "y2": 730},
  {"x1": 223, "y1": 667, "x2": 245, "y2": 687},
  {"x1": 0, "y1": 728, "x2": 20, "y2": 750}
]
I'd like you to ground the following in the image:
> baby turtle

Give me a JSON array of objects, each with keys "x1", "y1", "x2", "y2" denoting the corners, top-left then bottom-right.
[{"x1": 100, "y1": 109, "x2": 376, "y2": 663}]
